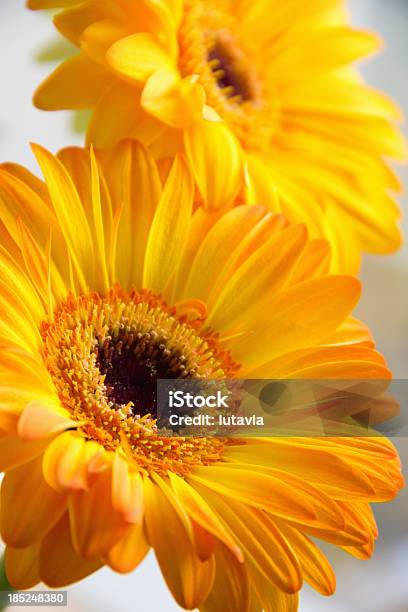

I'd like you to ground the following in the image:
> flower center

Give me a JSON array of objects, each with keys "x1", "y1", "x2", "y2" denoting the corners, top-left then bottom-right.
[
  {"x1": 206, "y1": 35, "x2": 256, "y2": 104},
  {"x1": 41, "y1": 287, "x2": 239, "y2": 474},
  {"x1": 95, "y1": 324, "x2": 192, "y2": 417},
  {"x1": 178, "y1": 1, "x2": 278, "y2": 149}
]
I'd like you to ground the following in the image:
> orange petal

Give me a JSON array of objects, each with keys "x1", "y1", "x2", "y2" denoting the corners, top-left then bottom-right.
[
  {"x1": 184, "y1": 120, "x2": 243, "y2": 210},
  {"x1": 106, "y1": 33, "x2": 173, "y2": 83},
  {"x1": 200, "y1": 543, "x2": 250, "y2": 612},
  {"x1": 5, "y1": 543, "x2": 41, "y2": 590},
  {"x1": 143, "y1": 477, "x2": 215, "y2": 609},
  {"x1": 86, "y1": 82, "x2": 164, "y2": 149},
  {"x1": 182, "y1": 205, "x2": 265, "y2": 302},
  {"x1": 112, "y1": 451, "x2": 144, "y2": 523},
  {"x1": 231, "y1": 276, "x2": 361, "y2": 367},
  {"x1": 250, "y1": 565, "x2": 300, "y2": 612},
  {"x1": 143, "y1": 155, "x2": 194, "y2": 293},
  {"x1": 142, "y1": 69, "x2": 205, "y2": 128},
  {"x1": 34, "y1": 54, "x2": 112, "y2": 110},
  {"x1": 0, "y1": 434, "x2": 47, "y2": 471},
  {"x1": 291, "y1": 239, "x2": 332, "y2": 283},
  {"x1": 54, "y1": 3, "x2": 106, "y2": 45},
  {"x1": 276, "y1": 522, "x2": 336, "y2": 596},
  {"x1": 207, "y1": 223, "x2": 308, "y2": 330},
  {"x1": 69, "y1": 466, "x2": 131, "y2": 559},
  {"x1": 31, "y1": 143, "x2": 94, "y2": 292},
  {"x1": 18, "y1": 401, "x2": 77, "y2": 440},
  {"x1": 197, "y1": 487, "x2": 303, "y2": 594},
  {"x1": 106, "y1": 522, "x2": 150, "y2": 573},
  {"x1": 189, "y1": 466, "x2": 317, "y2": 523},
  {"x1": 39, "y1": 513, "x2": 102, "y2": 587},
  {"x1": 168, "y1": 471, "x2": 243, "y2": 562},
  {"x1": 223, "y1": 442, "x2": 378, "y2": 501},
  {"x1": 43, "y1": 430, "x2": 108, "y2": 492},
  {"x1": 101, "y1": 140, "x2": 161, "y2": 289},
  {"x1": 1, "y1": 456, "x2": 66, "y2": 547},
  {"x1": 81, "y1": 19, "x2": 128, "y2": 63}
]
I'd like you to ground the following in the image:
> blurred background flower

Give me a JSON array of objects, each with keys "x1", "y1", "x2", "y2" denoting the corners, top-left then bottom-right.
[
  {"x1": 0, "y1": 0, "x2": 407, "y2": 611},
  {"x1": 26, "y1": 0, "x2": 407, "y2": 273}
]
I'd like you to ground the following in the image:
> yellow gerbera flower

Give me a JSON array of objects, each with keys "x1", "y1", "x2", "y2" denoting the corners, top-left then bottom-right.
[
  {"x1": 29, "y1": 0, "x2": 406, "y2": 272},
  {"x1": 0, "y1": 141, "x2": 403, "y2": 610}
]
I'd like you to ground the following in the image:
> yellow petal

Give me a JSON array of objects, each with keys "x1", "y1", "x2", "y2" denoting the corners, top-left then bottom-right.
[
  {"x1": 231, "y1": 276, "x2": 361, "y2": 367},
  {"x1": 57, "y1": 146, "x2": 114, "y2": 265},
  {"x1": 106, "y1": 33, "x2": 173, "y2": 83},
  {"x1": 31, "y1": 144, "x2": 94, "y2": 291},
  {"x1": 89, "y1": 147, "x2": 110, "y2": 290},
  {"x1": 253, "y1": 345, "x2": 387, "y2": 379},
  {"x1": 54, "y1": 3, "x2": 106, "y2": 45},
  {"x1": 143, "y1": 477, "x2": 215, "y2": 610},
  {"x1": 224, "y1": 441, "x2": 382, "y2": 500},
  {"x1": 172, "y1": 207, "x2": 226, "y2": 300},
  {"x1": 69, "y1": 467, "x2": 131, "y2": 559},
  {"x1": 15, "y1": 218, "x2": 51, "y2": 308},
  {"x1": 189, "y1": 466, "x2": 316, "y2": 523},
  {"x1": 191, "y1": 521, "x2": 215, "y2": 561},
  {"x1": 198, "y1": 486, "x2": 303, "y2": 594},
  {"x1": 268, "y1": 28, "x2": 381, "y2": 75},
  {"x1": 43, "y1": 430, "x2": 108, "y2": 492},
  {"x1": 81, "y1": 19, "x2": 128, "y2": 63},
  {"x1": 200, "y1": 544, "x2": 250, "y2": 612},
  {"x1": 291, "y1": 239, "x2": 331, "y2": 283},
  {"x1": 168, "y1": 472, "x2": 243, "y2": 562},
  {"x1": 1, "y1": 457, "x2": 66, "y2": 547},
  {"x1": 0, "y1": 435, "x2": 47, "y2": 472},
  {"x1": 0, "y1": 407, "x2": 19, "y2": 434},
  {"x1": 142, "y1": 69, "x2": 205, "y2": 128},
  {"x1": 143, "y1": 155, "x2": 194, "y2": 293},
  {"x1": 324, "y1": 316, "x2": 374, "y2": 347},
  {"x1": 39, "y1": 513, "x2": 102, "y2": 587},
  {"x1": 0, "y1": 348, "x2": 54, "y2": 396},
  {"x1": 107, "y1": 0, "x2": 179, "y2": 57},
  {"x1": 286, "y1": 358, "x2": 391, "y2": 380},
  {"x1": 207, "y1": 223, "x2": 308, "y2": 330},
  {"x1": 0, "y1": 167, "x2": 57, "y2": 263},
  {"x1": 5, "y1": 543, "x2": 41, "y2": 590},
  {"x1": 101, "y1": 140, "x2": 161, "y2": 288},
  {"x1": 250, "y1": 566, "x2": 299, "y2": 612},
  {"x1": 284, "y1": 78, "x2": 402, "y2": 120},
  {"x1": 18, "y1": 401, "x2": 77, "y2": 440},
  {"x1": 182, "y1": 205, "x2": 265, "y2": 302},
  {"x1": 185, "y1": 120, "x2": 243, "y2": 210},
  {"x1": 276, "y1": 522, "x2": 336, "y2": 596},
  {"x1": 34, "y1": 55, "x2": 112, "y2": 110},
  {"x1": 107, "y1": 522, "x2": 150, "y2": 573},
  {"x1": 304, "y1": 524, "x2": 368, "y2": 548},
  {"x1": 87, "y1": 82, "x2": 164, "y2": 149},
  {"x1": 112, "y1": 451, "x2": 144, "y2": 523},
  {"x1": 0, "y1": 280, "x2": 42, "y2": 353},
  {"x1": 222, "y1": 459, "x2": 344, "y2": 532}
]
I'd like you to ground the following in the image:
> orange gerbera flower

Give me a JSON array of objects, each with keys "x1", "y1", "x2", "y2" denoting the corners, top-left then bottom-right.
[
  {"x1": 29, "y1": 0, "x2": 406, "y2": 271},
  {"x1": 0, "y1": 141, "x2": 403, "y2": 610}
]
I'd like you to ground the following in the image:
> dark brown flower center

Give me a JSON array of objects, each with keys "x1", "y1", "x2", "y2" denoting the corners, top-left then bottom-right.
[
  {"x1": 41, "y1": 288, "x2": 240, "y2": 474},
  {"x1": 95, "y1": 329, "x2": 189, "y2": 417},
  {"x1": 208, "y1": 39, "x2": 254, "y2": 103}
]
